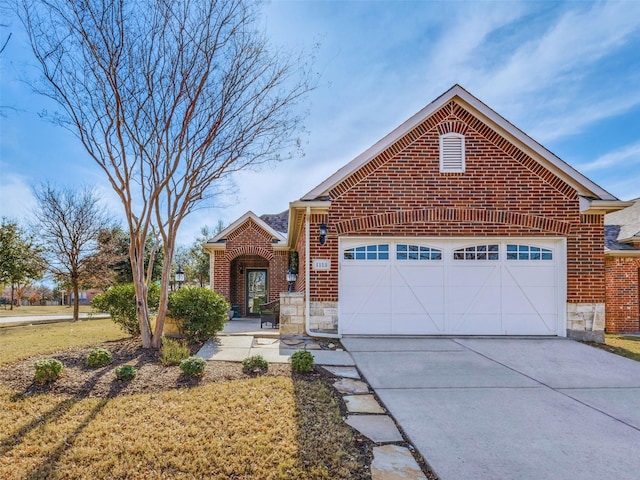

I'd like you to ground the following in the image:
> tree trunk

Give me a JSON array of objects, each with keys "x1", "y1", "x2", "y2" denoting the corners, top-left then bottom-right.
[
  {"x1": 10, "y1": 284, "x2": 14, "y2": 310},
  {"x1": 152, "y1": 244, "x2": 175, "y2": 349},
  {"x1": 72, "y1": 282, "x2": 80, "y2": 321},
  {"x1": 130, "y1": 234, "x2": 152, "y2": 348}
]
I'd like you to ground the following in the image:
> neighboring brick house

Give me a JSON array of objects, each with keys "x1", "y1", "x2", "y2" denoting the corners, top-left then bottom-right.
[
  {"x1": 209, "y1": 85, "x2": 631, "y2": 341},
  {"x1": 64, "y1": 288, "x2": 102, "y2": 306},
  {"x1": 605, "y1": 199, "x2": 640, "y2": 333},
  {"x1": 204, "y1": 211, "x2": 289, "y2": 317}
]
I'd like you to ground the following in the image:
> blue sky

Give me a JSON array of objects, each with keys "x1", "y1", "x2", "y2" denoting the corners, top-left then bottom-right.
[{"x1": 1, "y1": 0, "x2": 640, "y2": 245}]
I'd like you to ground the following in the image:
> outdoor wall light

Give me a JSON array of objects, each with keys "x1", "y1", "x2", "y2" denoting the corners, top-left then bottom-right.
[
  {"x1": 286, "y1": 268, "x2": 297, "y2": 292},
  {"x1": 319, "y1": 223, "x2": 327, "y2": 245},
  {"x1": 239, "y1": 265, "x2": 244, "y2": 275},
  {"x1": 175, "y1": 266, "x2": 185, "y2": 289}
]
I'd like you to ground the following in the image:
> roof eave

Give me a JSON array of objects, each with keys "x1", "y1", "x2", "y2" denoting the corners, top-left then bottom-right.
[
  {"x1": 286, "y1": 200, "x2": 331, "y2": 249},
  {"x1": 605, "y1": 249, "x2": 640, "y2": 257},
  {"x1": 579, "y1": 198, "x2": 635, "y2": 215}
]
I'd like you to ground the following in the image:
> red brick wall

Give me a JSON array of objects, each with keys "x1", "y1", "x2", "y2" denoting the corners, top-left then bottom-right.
[
  {"x1": 304, "y1": 101, "x2": 605, "y2": 305},
  {"x1": 605, "y1": 257, "x2": 640, "y2": 333}
]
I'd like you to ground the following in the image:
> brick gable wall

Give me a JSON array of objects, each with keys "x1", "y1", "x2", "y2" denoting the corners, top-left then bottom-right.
[
  {"x1": 605, "y1": 257, "x2": 640, "y2": 332},
  {"x1": 303, "y1": 101, "x2": 605, "y2": 310},
  {"x1": 210, "y1": 218, "x2": 288, "y2": 315}
]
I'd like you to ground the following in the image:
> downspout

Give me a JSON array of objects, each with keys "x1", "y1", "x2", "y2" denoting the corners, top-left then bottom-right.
[{"x1": 305, "y1": 206, "x2": 340, "y2": 339}]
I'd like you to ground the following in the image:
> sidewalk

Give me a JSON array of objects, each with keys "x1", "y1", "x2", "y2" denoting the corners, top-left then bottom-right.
[
  {"x1": 197, "y1": 317, "x2": 354, "y2": 366},
  {"x1": 0, "y1": 312, "x2": 110, "y2": 326}
]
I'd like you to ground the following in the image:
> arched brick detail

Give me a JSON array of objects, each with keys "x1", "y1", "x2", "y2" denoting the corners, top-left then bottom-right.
[
  {"x1": 335, "y1": 207, "x2": 572, "y2": 235},
  {"x1": 224, "y1": 245, "x2": 274, "y2": 262},
  {"x1": 436, "y1": 119, "x2": 469, "y2": 136}
]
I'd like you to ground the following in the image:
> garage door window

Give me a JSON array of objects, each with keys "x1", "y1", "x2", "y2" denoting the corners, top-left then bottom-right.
[
  {"x1": 506, "y1": 244, "x2": 553, "y2": 260},
  {"x1": 396, "y1": 244, "x2": 442, "y2": 260},
  {"x1": 453, "y1": 244, "x2": 499, "y2": 260},
  {"x1": 344, "y1": 244, "x2": 389, "y2": 260}
]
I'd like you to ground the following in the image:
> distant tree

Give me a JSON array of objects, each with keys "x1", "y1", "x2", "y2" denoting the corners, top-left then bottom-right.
[
  {"x1": 18, "y1": 0, "x2": 312, "y2": 348},
  {"x1": 100, "y1": 226, "x2": 163, "y2": 285},
  {"x1": 31, "y1": 184, "x2": 113, "y2": 321},
  {"x1": 0, "y1": 218, "x2": 46, "y2": 308},
  {"x1": 170, "y1": 225, "x2": 217, "y2": 289},
  {"x1": 32, "y1": 283, "x2": 53, "y2": 305},
  {"x1": 190, "y1": 226, "x2": 215, "y2": 287}
]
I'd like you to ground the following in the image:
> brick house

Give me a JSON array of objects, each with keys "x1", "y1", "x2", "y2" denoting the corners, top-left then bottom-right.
[
  {"x1": 604, "y1": 199, "x2": 640, "y2": 333},
  {"x1": 204, "y1": 211, "x2": 289, "y2": 317},
  {"x1": 208, "y1": 85, "x2": 632, "y2": 340}
]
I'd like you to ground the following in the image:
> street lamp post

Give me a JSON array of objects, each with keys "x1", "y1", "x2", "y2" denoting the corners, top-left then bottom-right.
[{"x1": 175, "y1": 266, "x2": 185, "y2": 290}]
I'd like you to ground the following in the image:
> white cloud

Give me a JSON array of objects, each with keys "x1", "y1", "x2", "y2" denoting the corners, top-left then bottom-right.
[
  {"x1": 579, "y1": 141, "x2": 640, "y2": 172},
  {"x1": 0, "y1": 170, "x2": 36, "y2": 223},
  {"x1": 469, "y1": 1, "x2": 640, "y2": 137}
]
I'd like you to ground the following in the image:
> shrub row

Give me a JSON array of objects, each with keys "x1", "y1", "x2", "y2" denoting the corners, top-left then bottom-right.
[
  {"x1": 92, "y1": 285, "x2": 229, "y2": 343},
  {"x1": 33, "y1": 349, "x2": 315, "y2": 384}
]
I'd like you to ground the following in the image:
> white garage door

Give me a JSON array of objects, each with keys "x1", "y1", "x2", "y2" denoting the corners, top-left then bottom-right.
[{"x1": 339, "y1": 238, "x2": 566, "y2": 336}]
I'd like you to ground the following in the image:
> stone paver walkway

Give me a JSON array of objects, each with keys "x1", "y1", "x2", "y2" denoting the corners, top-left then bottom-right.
[
  {"x1": 197, "y1": 322, "x2": 428, "y2": 479},
  {"x1": 324, "y1": 366, "x2": 428, "y2": 479}
]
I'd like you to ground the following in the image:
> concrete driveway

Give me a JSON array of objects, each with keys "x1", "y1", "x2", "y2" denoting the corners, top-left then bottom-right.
[{"x1": 341, "y1": 337, "x2": 640, "y2": 480}]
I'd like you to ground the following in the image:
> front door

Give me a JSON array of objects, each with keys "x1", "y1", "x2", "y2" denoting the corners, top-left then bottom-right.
[{"x1": 246, "y1": 269, "x2": 268, "y2": 315}]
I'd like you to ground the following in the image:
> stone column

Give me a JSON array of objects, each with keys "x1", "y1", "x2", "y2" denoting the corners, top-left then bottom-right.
[{"x1": 279, "y1": 292, "x2": 306, "y2": 335}]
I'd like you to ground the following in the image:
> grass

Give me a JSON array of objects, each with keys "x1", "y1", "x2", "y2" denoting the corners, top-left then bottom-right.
[
  {"x1": 0, "y1": 305, "x2": 96, "y2": 317},
  {"x1": 0, "y1": 319, "x2": 129, "y2": 365},
  {"x1": 593, "y1": 334, "x2": 640, "y2": 362},
  {"x1": 0, "y1": 376, "x2": 366, "y2": 479},
  {"x1": 0, "y1": 321, "x2": 371, "y2": 479}
]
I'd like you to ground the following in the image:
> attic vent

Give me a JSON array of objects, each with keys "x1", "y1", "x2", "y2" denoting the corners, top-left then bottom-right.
[{"x1": 439, "y1": 133, "x2": 465, "y2": 172}]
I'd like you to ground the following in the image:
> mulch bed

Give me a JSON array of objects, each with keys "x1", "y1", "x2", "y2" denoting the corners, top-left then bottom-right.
[{"x1": 0, "y1": 338, "x2": 295, "y2": 398}]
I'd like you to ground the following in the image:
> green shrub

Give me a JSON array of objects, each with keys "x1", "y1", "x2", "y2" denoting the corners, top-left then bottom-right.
[
  {"x1": 86, "y1": 348, "x2": 112, "y2": 368},
  {"x1": 115, "y1": 365, "x2": 137, "y2": 381},
  {"x1": 34, "y1": 358, "x2": 64, "y2": 383},
  {"x1": 92, "y1": 283, "x2": 160, "y2": 336},
  {"x1": 291, "y1": 350, "x2": 315, "y2": 372},
  {"x1": 168, "y1": 287, "x2": 229, "y2": 343},
  {"x1": 179, "y1": 356, "x2": 206, "y2": 377},
  {"x1": 160, "y1": 336, "x2": 190, "y2": 366},
  {"x1": 242, "y1": 355, "x2": 269, "y2": 374}
]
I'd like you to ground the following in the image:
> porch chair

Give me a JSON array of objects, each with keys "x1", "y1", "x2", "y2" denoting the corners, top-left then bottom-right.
[{"x1": 259, "y1": 300, "x2": 280, "y2": 328}]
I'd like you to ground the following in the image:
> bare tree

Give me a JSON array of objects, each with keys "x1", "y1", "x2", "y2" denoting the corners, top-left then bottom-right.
[
  {"x1": 31, "y1": 183, "x2": 113, "y2": 321},
  {"x1": 17, "y1": 0, "x2": 312, "y2": 348}
]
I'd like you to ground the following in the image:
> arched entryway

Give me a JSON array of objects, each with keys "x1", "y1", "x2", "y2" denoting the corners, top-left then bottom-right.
[{"x1": 230, "y1": 255, "x2": 269, "y2": 317}]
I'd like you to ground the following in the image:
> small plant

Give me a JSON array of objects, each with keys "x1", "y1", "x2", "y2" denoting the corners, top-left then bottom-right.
[
  {"x1": 291, "y1": 350, "x2": 315, "y2": 372},
  {"x1": 34, "y1": 358, "x2": 64, "y2": 383},
  {"x1": 86, "y1": 347, "x2": 112, "y2": 368},
  {"x1": 160, "y1": 336, "x2": 190, "y2": 366},
  {"x1": 115, "y1": 365, "x2": 137, "y2": 381},
  {"x1": 242, "y1": 355, "x2": 269, "y2": 374},
  {"x1": 180, "y1": 356, "x2": 206, "y2": 377}
]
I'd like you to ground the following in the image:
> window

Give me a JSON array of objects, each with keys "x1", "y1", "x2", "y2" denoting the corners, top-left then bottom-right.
[
  {"x1": 343, "y1": 244, "x2": 389, "y2": 260},
  {"x1": 453, "y1": 244, "x2": 499, "y2": 260},
  {"x1": 439, "y1": 133, "x2": 465, "y2": 172},
  {"x1": 396, "y1": 244, "x2": 442, "y2": 260},
  {"x1": 506, "y1": 244, "x2": 553, "y2": 260}
]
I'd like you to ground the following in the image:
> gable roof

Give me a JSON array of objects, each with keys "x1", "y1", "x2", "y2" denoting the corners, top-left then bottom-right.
[
  {"x1": 260, "y1": 210, "x2": 289, "y2": 234},
  {"x1": 204, "y1": 211, "x2": 286, "y2": 246},
  {"x1": 301, "y1": 84, "x2": 619, "y2": 206},
  {"x1": 605, "y1": 198, "x2": 640, "y2": 249}
]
